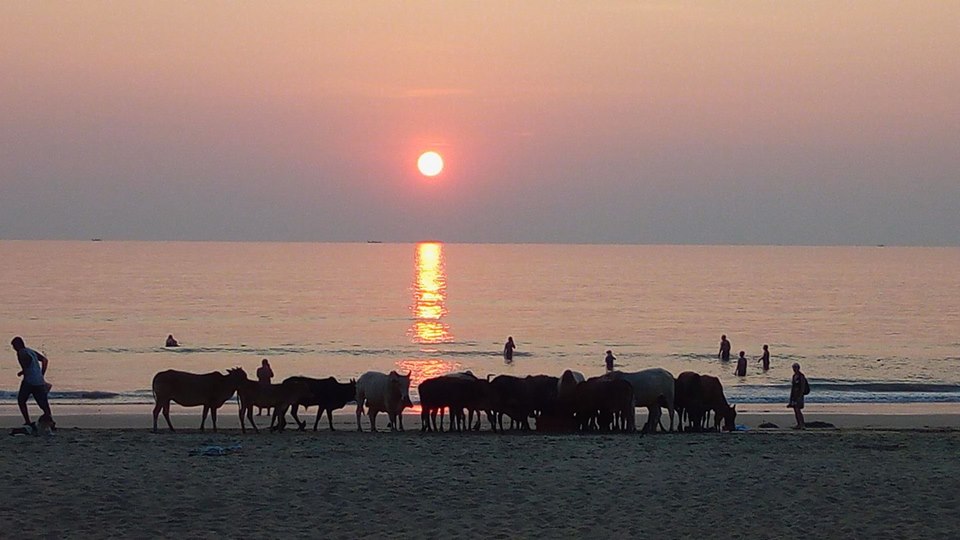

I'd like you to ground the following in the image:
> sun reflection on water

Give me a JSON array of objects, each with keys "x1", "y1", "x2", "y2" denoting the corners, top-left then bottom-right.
[{"x1": 409, "y1": 242, "x2": 453, "y2": 345}]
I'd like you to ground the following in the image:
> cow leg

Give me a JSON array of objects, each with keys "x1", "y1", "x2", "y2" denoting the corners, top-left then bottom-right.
[
  {"x1": 368, "y1": 409, "x2": 378, "y2": 432},
  {"x1": 356, "y1": 402, "x2": 364, "y2": 432},
  {"x1": 290, "y1": 404, "x2": 306, "y2": 431},
  {"x1": 398, "y1": 411, "x2": 405, "y2": 431},
  {"x1": 439, "y1": 408, "x2": 445, "y2": 432},
  {"x1": 313, "y1": 407, "x2": 324, "y2": 431},
  {"x1": 161, "y1": 402, "x2": 174, "y2": 432},
  {"x1": 200, "y1": 406, "x2": 209, "y2": 431},
  {"x1": 152, "y1": 401, "x2": 163, "y2": 433},
  {"x1": 247, "y1": 405, "x2": 260, "y2": 434},
  {"x1": 239, "y1": 404, "x2": 247, "y2": 434},
  {"x1": 211, "y1": 406, "x2": 218, "y2": 432},
  {"x1": 421, "y1": 409, "x2": 430, "y2": 432}
]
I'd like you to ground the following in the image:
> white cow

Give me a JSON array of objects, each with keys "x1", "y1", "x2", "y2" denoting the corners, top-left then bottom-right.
[
  {"x1": 355, "y1": 370, "x2": 413, "y2": 432},
  {"x1": 605, "y1": 368, "x2": 675, "y2": 432}
]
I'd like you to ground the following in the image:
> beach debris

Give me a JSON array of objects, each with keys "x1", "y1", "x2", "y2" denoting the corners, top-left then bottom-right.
[
  {"x1": 758, "y1": 422, "x2": 779, "y2": 429},
  {"x1": 734, "y1": 424, "x2": 749, "y2": 431},
  {"x1": 189, "y1": 443, "x2": 242, "y2": 457},
  {"x1": 804, "y1": 421, "x2": 836, "y2": 429}
]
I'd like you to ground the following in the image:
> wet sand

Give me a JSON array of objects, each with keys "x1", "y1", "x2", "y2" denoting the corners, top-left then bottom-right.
[{"x1": 2, "y1": 410, "x2": 960, "y2": 538}]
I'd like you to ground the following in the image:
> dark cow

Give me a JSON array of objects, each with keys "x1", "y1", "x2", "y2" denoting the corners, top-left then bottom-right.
[
  {"x1": 573, "y1": 377, "x2": 635, "y2": 432},
  {"x1": 488, "y1": 375, "x2": 533, "y2": 431},
  {"x1": 274, "y1": 376, "x2": 357, "y2": 432},
  {"x1": 699, "y1": 375, "x2": 736, "y2": 431},
  {"x1": 151, "y1": 367, "x2": 247, "y2": 432},
  {"x1": 674, "y1": 371, "x2": 703, "y2": 432},
  {"x1": 525, "y1": 375, "x2": 560, "y2": 419},
  {"x1": 419, "y1": 375, "x2": 494, "y2": 432}
]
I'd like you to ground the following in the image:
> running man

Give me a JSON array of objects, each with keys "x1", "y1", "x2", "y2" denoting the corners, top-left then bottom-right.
[{"x1": 11, "y1": 336, "x2": 54, "y2": 428}]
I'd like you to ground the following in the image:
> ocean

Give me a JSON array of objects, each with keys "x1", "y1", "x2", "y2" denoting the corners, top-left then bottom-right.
[{"x1": 1, "y1": 241, "x2": 958, "y2": 408}]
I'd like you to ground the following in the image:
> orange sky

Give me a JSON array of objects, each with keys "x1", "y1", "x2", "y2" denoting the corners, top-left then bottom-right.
[{"x1": 1, "y1": 2, "x2": 958, "y2": 244}]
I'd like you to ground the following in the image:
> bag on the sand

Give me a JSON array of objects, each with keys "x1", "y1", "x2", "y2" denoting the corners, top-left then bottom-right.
[{"x1": 802, "y1": 376, "x2": 810, "y2": 396}]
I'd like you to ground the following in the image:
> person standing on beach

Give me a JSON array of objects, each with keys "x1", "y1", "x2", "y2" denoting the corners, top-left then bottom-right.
[
  {"x1": 10, "y1": 336, "x2": 54, "y2": 428},
  {"x1": 718, "y1": 335, "x2": 731, "y2": 361},
  {"x1": 757, "y1": 344, "x2": 770, "y2": 371},
  {"x1": 735, "y1": 351, "x2": 748, "y2": 377},
  {"x1": 503, "y1": 336, "x2": 516, "y2": 364},
  {"x1": 604, "y1": 350, "x2": 616, "y2": 372},
  {"x1": 788, "y1": 362, "x2": 809, "y2": 429},
  {"x1": 165, "y1": 334, "x2": 179, "y2": 347},
  {"x1": 256, "y1": 358, "x2": 274, "y2": 416}
]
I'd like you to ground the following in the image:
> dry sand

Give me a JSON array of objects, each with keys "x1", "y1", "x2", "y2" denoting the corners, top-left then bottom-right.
[{"x1": 2, "y1": 409, "x2": 960, "y2": 539}]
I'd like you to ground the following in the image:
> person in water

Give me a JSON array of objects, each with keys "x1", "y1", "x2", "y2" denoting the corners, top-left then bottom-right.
[
  {"x1": 503, "y1": 336, "x2": 516, "y2": 363},
  {"x1": 165, "y1": 334, "x2": 179, "y2": 347},
  {"x1": 735, "y1": 351, "x2": 748, "y2": 377},
  {"x1": 256, "y1": 358, "x2": 274, "y2": 416},
  {"x1": 718, "y1": 335, "x2": 731, "y2": 361},
  {"x1": 604, "y1": 350, "x2": 616, "y2": 372},
  {"x1": 788, "y1": 362, "x2": 809, "y2": 429},
  {"x1": 757, "y1": 344, "x2": 770, "y2": 371},
  {"x1": 11, "y1": 336, "x2": 54, "y2": 428}
]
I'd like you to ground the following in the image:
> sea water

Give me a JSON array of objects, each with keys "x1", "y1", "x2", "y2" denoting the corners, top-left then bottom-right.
[{"x1": 0, "y1": 241, "x2": 958, "y2": 407}]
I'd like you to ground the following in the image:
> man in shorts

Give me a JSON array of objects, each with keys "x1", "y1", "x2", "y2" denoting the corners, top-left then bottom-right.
[{"x1": 11, "y1": 336, "x2": 54, "y2": 429}]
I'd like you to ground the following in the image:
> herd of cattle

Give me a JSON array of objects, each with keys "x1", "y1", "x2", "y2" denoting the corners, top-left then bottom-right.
[{"x1": 150, "y1": 367, "x2": 738, "y2": 434}]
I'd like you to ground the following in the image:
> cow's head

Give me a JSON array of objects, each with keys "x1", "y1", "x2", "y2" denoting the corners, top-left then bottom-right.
[
  {"x1": 722, "y1": 404, "x2": 737, "y2": 432},
  {"x1": 226, "y1": 367, "x2": 248, "y2": 391}
]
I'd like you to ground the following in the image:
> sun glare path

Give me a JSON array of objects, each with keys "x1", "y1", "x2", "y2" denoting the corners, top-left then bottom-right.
[{"x1": 408, "y1": 242, "x2": 452, "y2": 345}]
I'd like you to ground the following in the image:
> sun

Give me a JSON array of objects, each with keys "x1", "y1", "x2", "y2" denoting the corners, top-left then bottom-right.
[{"x1": 417, "y1": 151, "x2": 444, "y2": 177}]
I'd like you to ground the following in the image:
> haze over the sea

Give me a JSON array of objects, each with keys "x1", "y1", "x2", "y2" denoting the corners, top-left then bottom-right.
[{"x1": 2, "y1": 2, "x2": 958, "y2": 246}]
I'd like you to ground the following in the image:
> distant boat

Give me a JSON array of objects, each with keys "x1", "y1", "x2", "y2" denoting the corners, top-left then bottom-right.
[
  {"x1": 91, "y1": 238, "x2": 103, "y2": 242},
  {"x1": 367, "y1": 240, "x2": 383, "y2": 244}
]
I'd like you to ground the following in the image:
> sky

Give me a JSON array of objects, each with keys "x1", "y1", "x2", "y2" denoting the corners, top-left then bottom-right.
[{"x1": 1, "y1": 1, "x2": 958, "y2": 245}]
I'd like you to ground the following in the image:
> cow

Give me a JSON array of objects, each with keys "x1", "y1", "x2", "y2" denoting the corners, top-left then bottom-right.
[
  {"x1": 699, "y1": 375, "x2": 737, "y2": 432},
  {"x1": 557, "y1": 369, "x2": 583, "y2": 413},
  {"x1": 419, "y1": 375, "x2": 494, "y2": 432},
  {"x1": 274, "y1": 376, "x2": 357, "y2": 432},
  {"x1": 151, "y1": 367, "x2": 247, "y2": 432},
  {"x1": 674, "y1": 371, "x2": 703, "y2": 432},
  {"x1": 525, "y1": 374, "x2": 560, "y2": 418},
  {"x1": 236, "y1": 377, "x2": 298, "y2": 434},
  {"x1": 486, "y1": 374, "x2": 536, "y2": 431},
  {"x1": 604, "y1": 368, "x2": 676, "y2": 433},
  {"x1": 355, "y1": 371, "x2": 413, "y2": 432},
  {"x1": 573, "y1": 377, "x2": 635, "y2": 432}
]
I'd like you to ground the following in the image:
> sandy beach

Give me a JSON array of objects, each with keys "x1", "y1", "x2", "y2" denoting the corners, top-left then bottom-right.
[{"x1": 2, "y1": 408, "x2": 959, "y2": 539}]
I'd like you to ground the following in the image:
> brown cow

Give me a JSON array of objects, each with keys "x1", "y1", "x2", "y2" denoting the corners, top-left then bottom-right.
[
  {"x1": 699, "y1": 375, "x2": 736, "y2": 432},
  {"x1": 151, "y1": 367, "x2": 247, "y2": 432},
  {"x1": 236, "y1": 377, "x2": 301, "y2": 434}
]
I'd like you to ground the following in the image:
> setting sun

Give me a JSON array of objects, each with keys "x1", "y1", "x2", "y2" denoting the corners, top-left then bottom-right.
[{"x1": 417, "y1": 151, "x2": 444, "y2": 177}]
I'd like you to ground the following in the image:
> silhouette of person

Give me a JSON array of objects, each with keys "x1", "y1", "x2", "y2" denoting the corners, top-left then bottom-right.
[
  {"x1": 256, "y1": 358, "x2": 274, "y2": 416},
  {"x1": 503, "y1": 337, "x2": 516, "y2": 363},
  {"x1": 788, "y1": 362, "x2": 809, "y2": 429},
  {"x1": 11, "y1": 336, "x2": 54, "y2": 428},
  {"x1": 757, "y1": 344, "x2": 770, "y2": 371},
  {"x1": 165, "y1": 334, "x2": 179, "y2": 347},
  {"x1": 604, "y1": 350, "x2": 616, "y2": 372},
  {"x1": 718, "y1": 335, "x2": 731, "y2": 361},
  {"x1": 735, "y1": 351, "x2": 747, "y2": 377}
]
